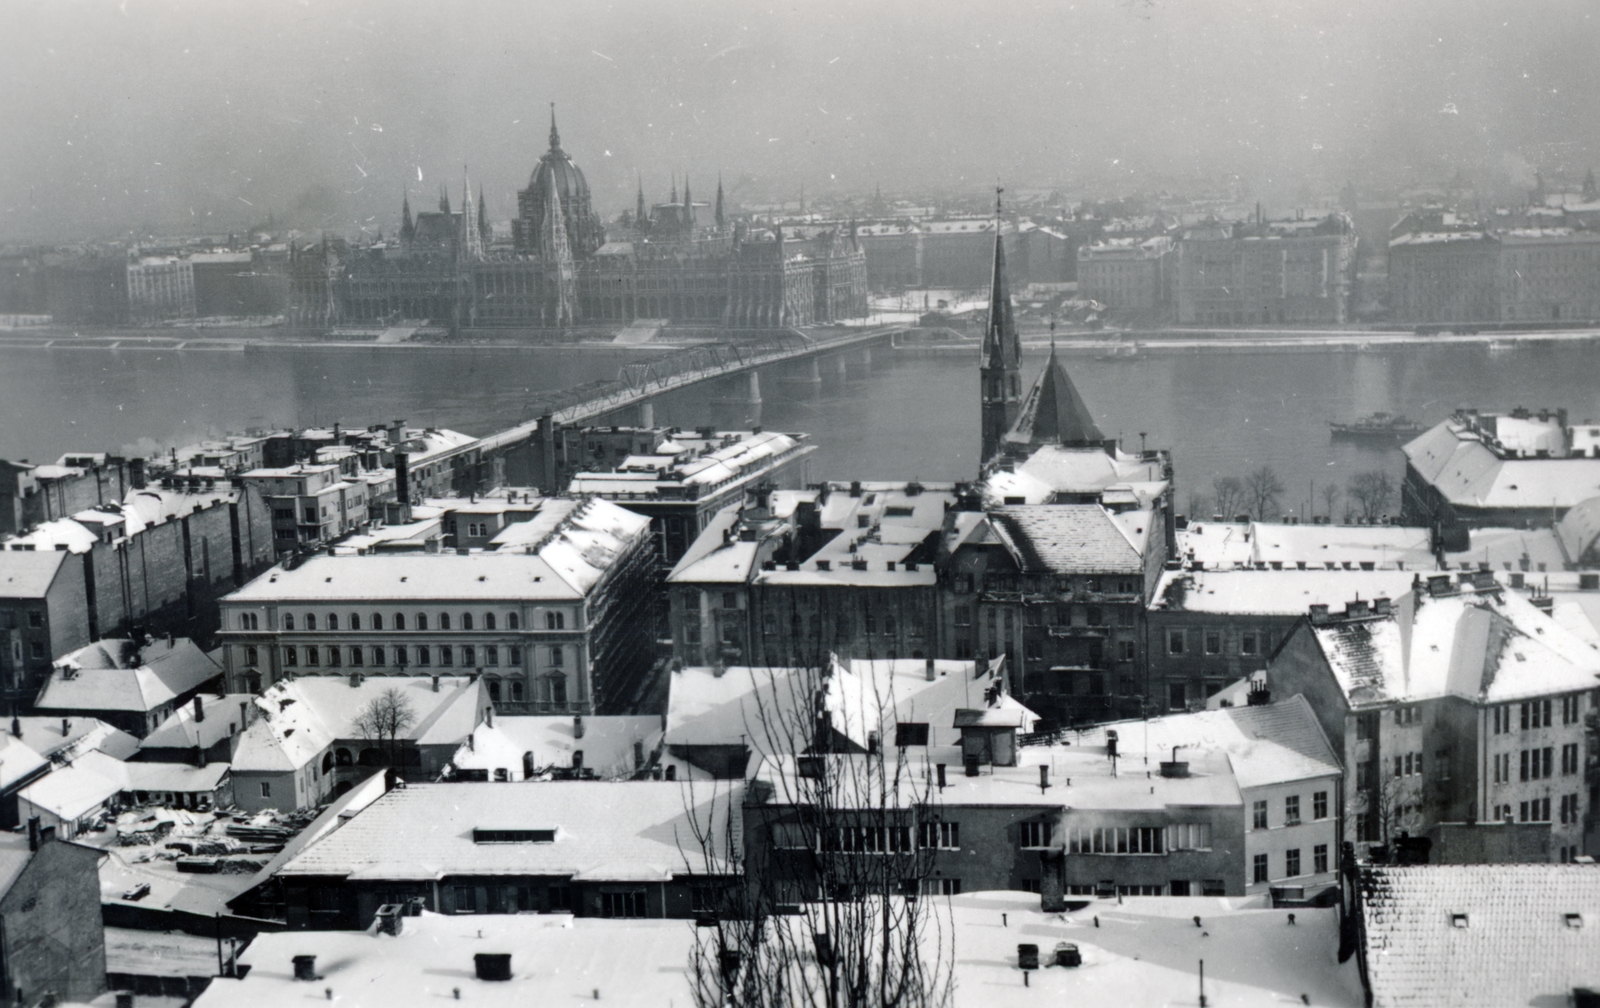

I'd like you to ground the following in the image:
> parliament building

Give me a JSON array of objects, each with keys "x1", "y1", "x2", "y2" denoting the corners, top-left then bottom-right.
[{"x1": 294, "y1": 112, "x2": 868, "y2": 331}]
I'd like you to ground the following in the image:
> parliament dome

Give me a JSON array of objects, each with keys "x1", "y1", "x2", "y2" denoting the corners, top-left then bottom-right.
[
  {"x1": 513, "y1": 106, "x2": 606, "y2": 259},
  {"x1": 528, "y1": 115, "x2": 591, "y2": 209}
]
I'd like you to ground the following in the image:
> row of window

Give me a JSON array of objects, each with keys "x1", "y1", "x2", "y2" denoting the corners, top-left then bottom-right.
[
  {"x1": 949, "y1": 574, "x2": 1140, "y2": 596},
  {"x1": 1166, "y1": 628, "x2": 1267, "y2": 657},
  {"x1": 1251, "y1": 844, "x2": 1330, "y2": 884},
  {"x1": 254, "y1": 610, "x2": 567, "y2": 632},
  {"x1": 1489, "y1": 795, "x2": 1581, "y2": 824},
  {"x1": 259, "y1": 643, "x2": 567, "y2": 669},
  {"x1": 1491, "y1": 696, "x2": 1584, "y2": 734},
  {"x1": 1251, "y1": 792, "x2": 1330, "y2": 830}
]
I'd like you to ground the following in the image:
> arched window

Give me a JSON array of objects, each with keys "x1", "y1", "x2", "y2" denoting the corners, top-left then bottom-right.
[
  {"x1": 349, "y1": 613, "x2": 361, "y2": 631},
  {"x1": 461, "y1": 613, "x2": 474, "y2": 631},
  {"x1": 335, "y1": 747, "x2": 353, "y2": 766},
  {"x1": 507, "y1": 612, "x2": 519, "y2": 630},
  {"x1": 328, "y1": 647, "x2": 342, "y2": 668},
  {"x1": 306, "y1": 646, "x2": 319, "y2": 666},
  {"x1": 394, "y1": 613, "x2": 405, "y2": 630},
  {"x1": 439, "y1": 613, "x2": 450, "y2": 631},
  {"x1": 349, "y1": 647, "x2": 364, "y2": 667},
  {"x1": 546, "y1": 611, "x2": 564, "y2": 630},
  {"x1": 372, "y1": 646, "x2": 385, "y2": 666},
  {"x1": 416, "y1": 613, "x2": 427, "y2": 631},
  {"x1": 510, "y1": 680, "x2": 524, "y2": 702},
  {"x1": 487, "y1": 678, "x2": 502, "y2": 702},
  {"x1": 321, "y1": 751, "x2": 334, "y2": 774},
  {"x1": 327, "y1": 613, "x2": 339, "y2": 631},
  {"x1": 283, "y1": 613, "x2": 295, "y2": 631},
  {"x1": 549, "y1": 645, "x2": 563, "y2": 667},
  {"x1": 372, "y1": 613, "x2": 383, "y2": 631},
  {"x1": 484, "y1": 613, "x2": 496, "y2": 631},
  {"x1": 245, "y1": 646, "x2": 259, "y2": 666},
  {"x1": 509, "y1": 646, "x2": 522, "y2": 665},
  {"x1": 549, "y1": 673, "x2": 568, "y2": 706},
  {"x1": 485, "y1": 646, "x2": 498, "y2": 667},
  {"x1": 306, "y1": 613, "x2": 316, "y2": 630},
  {"x1": 245, "y1": 672, "x2": 262, "y2": 694},
  {"x1": 283, "y1": 646, "x2": 298, "y2": 666}
]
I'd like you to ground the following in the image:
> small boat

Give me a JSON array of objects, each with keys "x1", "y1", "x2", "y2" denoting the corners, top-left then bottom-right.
[{"x1": 1329, "y1": 412, "x2": 1426, "y2": 439}]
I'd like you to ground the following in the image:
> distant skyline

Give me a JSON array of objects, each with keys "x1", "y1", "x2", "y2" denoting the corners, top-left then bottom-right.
[{"x1": 3, "y1": 0, "x2": 1598, "y2": 242}]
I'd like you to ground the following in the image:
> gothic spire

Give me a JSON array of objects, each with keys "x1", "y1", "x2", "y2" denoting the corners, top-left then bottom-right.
[
  {"x1": 980, "y1": 185, "x2": 1023, "y2": 467},
  {"x1": 548, "y1": 102, "x2": 561, "y2": 151},
  {"x1": 682, "y1": 175, "x2": 693, "y2": 234},
  {"x1": 439, "y1": 183, "x2": 450, "y2": 215},
  {"x1": 715, "y1": 174, "x2": 725, "y2": 229},
  {"x1": 460, "y1": 172, "x2": 485, "y2": 261},
  {"x1": 478, "y1": 189, "x2": 489, "y2": 242},
  {"x1": 400, "y1": 190, "x2": 414, "y2": 243},
  {"x1": 539, "y1": 158, "x2": 576, "y2": 327},
  {"x1": 670, "y1": 173, "x2": 678, "y2": 205},
  {"x1": 636, "y1": 174, "x2": 647, "y2": 227}
]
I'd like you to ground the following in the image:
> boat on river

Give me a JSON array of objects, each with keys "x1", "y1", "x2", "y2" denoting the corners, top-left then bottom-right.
[{"x1": 1329, "y1": 412, "x2": 1426, "y2": 440}]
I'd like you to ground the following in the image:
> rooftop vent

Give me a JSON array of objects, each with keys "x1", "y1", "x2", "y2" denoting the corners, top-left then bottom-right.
[
  {"x1": 472, "y1": 828, "x2": 555, "y2": 844},
  {"x1": 1450, "y1": 913, "x2": 1469, "y2": 928},
  {"x1": 293, "y1": 955, "x2": 318, "y2": 981}
]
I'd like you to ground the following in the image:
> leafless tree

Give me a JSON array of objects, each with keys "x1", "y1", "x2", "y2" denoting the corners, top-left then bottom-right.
[
  {"x1": 1185, "y1": 491, "x2": 1208, "y2": 520},
  {"x1": 1320, "y1": 483, "x2": 1343, "y2": 522},
  {"x1": 678, "y1": 656, "x2": 955, "y2": 1008},
  {"x1": 1347, "y1": 471, "x2": 1396, "y2": 522},
  {"x1": 351, "y1": 687, "x2": 417, "y2": 765},
  {"x1": 1211, "y1": 475, "x2": 1244, "y2": 519},
  {"x1": 1243, "y1": 465, "x2": 1286, "y2": 520}
]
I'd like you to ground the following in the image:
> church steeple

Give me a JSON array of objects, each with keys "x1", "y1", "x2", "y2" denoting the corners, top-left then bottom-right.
[
  {"x1": 670, "y1": 174, "x2": 678, "y2": 205},
  {"x1": 980, "y1": 186, "x2": 1022, "y2": 468},
  {"x1": 636, "y1": 175, "x2": 647, "y2": 228},
  {"x1": 548, "y1": 103, "x2": 561, "y2": 151},
  {"x1": 682, "y1": 175, "x2": 693, "y2": 234},
  {"x1": 439, "y1": 184, "x2": 451, "y2": 215},
  {"x1": 1002, "y1": 338, "x2": 1104, "y2": 454},
  {"x1": 478, "y1": 190, "x2": 489, "y2": 243},
  {"x1": 400, "y1": 191, "x2": 414, "y2": 244},
  {"x1": 715, "y1": 175, "x2": 725, "y2": 229},
  {"x1": 460, "y1": 172, "x2": 485, "y2": 261}
]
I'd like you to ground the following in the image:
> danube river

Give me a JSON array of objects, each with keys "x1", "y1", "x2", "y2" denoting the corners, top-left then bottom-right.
[{"x1": 2, "y1": 341, "x2": 1597, "y2": 519}]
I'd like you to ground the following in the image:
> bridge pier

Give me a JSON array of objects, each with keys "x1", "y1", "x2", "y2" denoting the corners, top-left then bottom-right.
[{"x1": 775, "y1": 356, "x2": 823, "y2": 386}]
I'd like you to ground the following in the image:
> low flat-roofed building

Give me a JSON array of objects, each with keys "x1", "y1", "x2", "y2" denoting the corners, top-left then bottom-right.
[
  {"x1": 193, "y1": 911, "x2": 698, "y2": 1008},
  {"x1": 1147, "y1": 568, "x2": 1416, "y2": 710},
  {"x1": 1177, "y1": 520, "x2": 1434, "y2": 571},
  {"x1": 271, "y1": 779, "x2": 740, "y2": 929},
  {"x1": 447, "y1": 714, "x2": 664, "y2": 781},
  {"x1": 1354, "y1": 863, "x2": 1600, "y2": 1007}
]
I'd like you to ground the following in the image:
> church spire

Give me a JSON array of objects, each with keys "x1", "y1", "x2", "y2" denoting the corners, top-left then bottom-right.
[
  {"x1": 460, "y1": 172, "x2": 485, "y2": 261},
  {"x1": 715, "y1": 174, "x2": 725, "y2": 229},
  {"x1": 539, "y1": 158, "x2": 576, "y2": 328},
  {"x1": 682, "y1": 175, "x2": 693, "y2": 234},
  {"x1": 548, "y1": 102, "x2": 561, "y2": 151},
  {"x1": 439, "y1": 183, "x2": 451, "y2": 215},
  {"x1": 478, "y1": 189, "x2": 489, "y2": 243},
  {"x1": 636, "y1": 174, "x2": 647, "y2": 228},
  {"x1": 980, "y1": 185, "x2": 1022, "y2": 468},
  {"x1": 400, "y1": 190, "x2": 414, "y2": 243},
  {"x1": 670, "y1": 173, "x2": 678, "y2": 205}
]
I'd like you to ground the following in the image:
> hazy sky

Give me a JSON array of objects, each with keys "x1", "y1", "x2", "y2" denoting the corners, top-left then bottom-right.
[{"x1": 3, "y1": 0, "x2": 1597, "y2": 241}]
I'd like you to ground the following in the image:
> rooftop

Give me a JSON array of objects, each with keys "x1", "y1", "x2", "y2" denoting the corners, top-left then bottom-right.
[
  {"x1": 450, "y1": 715, "x2": 664, "y2": 780},
  {"x1": 1152, "y1": 568, "x2": 1417, "y2": 615},
  {"x1": 276, "y1": 780, "x2": 739, "y2": 881},
  {"x1": 37, "y1": 638, "x2": 221, "y2": 715},
  {"x1": 986, "y1": 505, "x2": 1151, "y2": 574},
  {"x1": 1359, "y1": 863, "x2": 1600, "y2": 1007},
  {"x1": 1178, "y1": 520, "x2": 1433, "y2": 570}
]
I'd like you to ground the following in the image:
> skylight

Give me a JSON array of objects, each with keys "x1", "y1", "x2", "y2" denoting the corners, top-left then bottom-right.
[{"x1": 473, "y1": 828, "x2": 555, "y2": 844}]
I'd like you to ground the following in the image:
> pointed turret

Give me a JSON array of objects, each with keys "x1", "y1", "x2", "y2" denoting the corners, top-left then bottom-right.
[
  {"x1": 715, "y1": 175, "x2": 726, "y2": 229},
  {"x1": 682, "y1": 175, "x2": 693, "y2": 234},
  {"x1": 439, "y1": 184, "x2": 451, "y2": 215},
  {"x1": 400, "y1": 191, "x2": 415, "y2": 244},
  {"x1": 539, "y1": 160, "x2": 576, "y2": 327},
  {"x1": 670, "y1": 174, "x2": 678, "y2": 205},
  {"x1": 636, "y1": 175, "x2": 648, "y2": 229},
  {"x1": 1003, "y1": 339, "x2": 1104, "y2": 452},
  {"x1": 548, "y1": 102, "x2": 561, "y2": 151},
  {"x1": 478, "y1": 190, "x2": 489, "y2": 243},
  {"x1": 980, "y1": 187, "x2": 1023, "y2": 468},
  {"x1": 460, "y1": 173, "x2": 485, "y2": 262}
]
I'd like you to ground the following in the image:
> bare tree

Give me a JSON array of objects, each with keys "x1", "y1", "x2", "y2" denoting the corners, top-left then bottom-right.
[
  {"x1": 1320, "y1": 483, "x2": 1343, "y2": 522},
  {"x1": 1185, "y1": 491, "x2": 1208, "y2": 520},
  {"x1": 679, "y1": 658, "x2": 955, "y2": 1008},
  {"x1": 1243, "y1": 465, "x2": 1286, "y2": 520},
  {"x1": 1347, "y1": 471, "x2": 1396, "y2": 522},
  {"x1": 351, "y1": 687, "x2": 417, "y2": 765},
  {"x1": 1210, "y1": 475, "x2": 1245, "y2": 519}
]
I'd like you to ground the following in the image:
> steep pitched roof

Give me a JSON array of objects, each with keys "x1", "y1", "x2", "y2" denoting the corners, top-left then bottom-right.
[
  {"x1": 1360, "y1": 864, "x2": 1600, "y2": 1007},
  {"x1": 1002, "y1": 344, "x2": 1104, "y2": 449},
  {"x1": 986, "y1": 505, "x2": 1148, "y2": 574},
  {"x1": 36, "y1": 639, "x2": 222, "y2": 714}
]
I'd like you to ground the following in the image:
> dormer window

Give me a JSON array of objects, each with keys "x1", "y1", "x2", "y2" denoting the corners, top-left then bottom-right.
[{"x1": 1450, "y1": 913, "x2": 1468, "y2": 928}]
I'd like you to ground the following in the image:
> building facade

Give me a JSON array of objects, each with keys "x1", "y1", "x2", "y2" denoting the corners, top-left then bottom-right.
[{"x1": 1176, "y1": 215, "x2": 1356, "y2": 325}]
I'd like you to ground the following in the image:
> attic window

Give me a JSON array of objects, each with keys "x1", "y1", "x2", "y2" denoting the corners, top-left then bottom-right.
[
  {"x1": 325, "y1": 577, "x2": 332, "y2": 583},
  {"x1": 1450, "y1": 913, "x2": 1468, "y2": 928},
  {"x1": 473, "y1": 828, "x2": 555, "y2": 844},
  {"x1": 1565, "y1": 913, "x2": 1584, "y2": 929}
]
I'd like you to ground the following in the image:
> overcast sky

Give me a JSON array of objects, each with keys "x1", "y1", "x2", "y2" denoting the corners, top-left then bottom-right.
[{"x1": 2, "y1": 0, "x2": 1597, "y2": 241}]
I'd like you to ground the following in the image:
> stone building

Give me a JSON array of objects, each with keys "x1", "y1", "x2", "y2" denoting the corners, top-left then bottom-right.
[
  {"x1": 0, "y1": 830, "x2": 107, "y2": 1005},
  {"x1": 1077, "y1": 235, "x2": 1174, "y2": 314},
  {"x1": 1176, "y1": 214, "x2": 1356, "y2": 325}
]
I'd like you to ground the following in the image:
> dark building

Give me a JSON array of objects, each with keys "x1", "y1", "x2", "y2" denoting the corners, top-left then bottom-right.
[
  {"x1": 979, "y1": 206, "x2": 1023, "y2": 468},
  {"x1": 0, "y1": 829, "x2": 107, "y2": 1005}
]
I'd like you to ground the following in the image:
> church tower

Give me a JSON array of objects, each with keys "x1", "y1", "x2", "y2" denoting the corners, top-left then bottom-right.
[{"x1": 980, "y1": 188, "x2": 1022, "y2": 468}]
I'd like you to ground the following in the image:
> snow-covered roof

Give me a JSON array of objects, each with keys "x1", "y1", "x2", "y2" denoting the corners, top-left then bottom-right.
[
  {"x1": 227, "y1": 549, "x2": 605, "y2": 604},
  {"x1": 1403, "y1": 417, "x2": 1600, "y2": 511},
  {"x1": 0, "y1": 733, "x2": 50, "y2": 791},
  {"x1": 1152, "y1": 568, "x2": 1416, "y2": 616},
  {"x1": 1359, "y1": 864, "x2": 1600, "y2": 1007},
  {"x1": 1308, "y1": 581, "x2": 1600, "y2": 706},
  {"x1": 140, "y1": 693, "x2": 254, "y2": 751},
  {"x1": 196, "y1": 912, "x2": 699, "y2": 1008},
  {"x1": 277, "y1": 780, "x2": 740, "y2": 881},
  {"x1": 11, "y1": 716, "x2": 140, "y2": 763},
  {"x1": 450, "y1": 715, "x2": 664, "y2": 780},
  {"x1": 37, "y1": 638, "x2": 221, "y2": 714},
  {"x1": 19, "y1": 754, "x2": 122, "y2": 821},
  {"x1": 1178, "y1": 521, "x2": 1432, "y2": 570},
  {"x1": 231, "y1": 675, "x2": 486, "y2": 773},
  {"x1": 985, "y1": 505, "x2": 1150, "y2": 574},
  {"x1": 0, "y1": 549, "x2": 70, "y2": 599}
]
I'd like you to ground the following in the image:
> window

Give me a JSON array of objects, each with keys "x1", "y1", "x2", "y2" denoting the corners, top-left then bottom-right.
[
  {"x1": 283, "y1": 646, "x2": 298, "y2": 666},
  {"x1": 1562, "y1": 694, "x2": 1581, "y2": 725},
  {"x1": 546, "y1": 611, "x2": 565, "y2": 630},
  {"x1": 414, "y1": 613, "x2": 425, "y2": 630},
  {"x1": 439, "y1": 613, "x2": 450, "y2": 630},
  {"x1": 1167, "y1": 823, "x2": 1212, "y2": 850},
  {"x1": 771, "y1": 821, "x2": 812, "y2": 850},
  {"x1": 372, "y1": 646, "x2": 385, "y2": 666},
  {"x1": 550, "y1": 645, "x2": 564, "y2": 667},
  {"x1": 1019, "y1": 821, "x2": 1053, "y2": 848},
  {"x1": 1560, "y1": 794, "x2": 1580, "y2": 825},
  {"x1": 453, "y1": 887, "x2": 478, "y2": 914},
  {"x1": 305, "y1": 646, "x2": 319, "y2": 666},
  {"x1": 1167, "y1": 630, "x2": 1185, "y2": 655},
  {"x1": 27, "y1": 611, "x2": 43, "y2": 629},
  {"x1": 462, "y1": 613, "x2": 474, "y2": 631},
  {"x1": 1313, "y1": 844, "x2": 1329, "y2": 875},
  {"x1": 328, "y1": 647, "x2": 342, "y2": 667},
  {"x1": 1563, "y1": 743, "x2": 1580, "y2": 775},
  {"x1": 922, "y1": 879, "x2": 962, "y2": 896},
  {"x1": 485, "y1": 613, "x2": 496, "y2": 631},
  {"x1": 327, "y1": 614, "x2": 338, "y2": 631},
  {"x1": 895, "y1": 723, "x2": 930, "y2": 747},
  {"x1": 371, "y1": 613, "x2": 382, "y2": 631},
  {"x1": 283, "y1": 613, "x2": 295, "y2": 630},
  {"x1": 1253, "y1": 800, "x2": 1268, "y2": 830},
  {"x1": 260, "y1": 782, "x2": 271, "y2": 798},
  {"x1": 1240, "y1": 631, "x2": 1258, "y2": 655},
  {"x1": 462, "y1": 645, "x2": 476, "y2": 667},
  {"x1": 1521, "y1": 748, "x2": 1554, "y2": 780},
  {"x1": 1284, "y1": 795, "x2": 1301, "y2": 826},
  {"x1": 1252, "y1": 854, "x2": 1269, "y2": 884},
  {"x1": 440, "y1": 645, "x2": 453, "y2": 667},
  {"x1": 1285, "y1": 848, "x2": 1301, "y2": 877},
  {"x1": 472, "y1": 828, "x2": 555, "y2": 843},
  {"x1": 1168, "y1": 682, "x2": 1187, "y2": 710},
  {"x1": 305, "y1": 613, "x2": 316, "y2": 630},
  {"x1": 1204, "y1": 630, "x2": 1221, "y2": 655},
  {"x1": 349, "y1": 613, "x2": 361, "y2": 631},
  {"x1": 919, "y1": 821, "x2": 961, "y2": 849},
  {"x1": 507, "y1": 612, "x2": 519, "y2": 630},
  {"x1": 1313, "y1": 791, "x2": 1328, "y2": 819},
  {"x1": 416, "y1": 645, "x2": 429, "y2": 666},
  {"x1": 349, "y1": 646, "x2": 363, "y2": 667},
  {"x1": 1355, "y1": 813, "x2": 1371, "y2": 841},
  {"x1": 239, "y1": 612, "x2": 258, "y2": 630},
  {"x1": 1356, "y1": 713, "x2": 1377, "y2": 741},
  {"x1": 1119, "y1": 640, "x2": 1137, "y2": 661}
]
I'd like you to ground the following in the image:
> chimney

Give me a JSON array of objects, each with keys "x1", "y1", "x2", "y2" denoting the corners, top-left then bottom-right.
[
  {"x1": 925, "y1": 658, "x2": 936, "y2": 681},
  {"x1": 26, "y1": 816, "x2": 40, "y2": 852},
  {"x1": 1374, "y1": 597, "x2": 1392, "y2": 616},
  {"x1": 485, "y1": 706, "x2": 494, "y2": 729},
  {"x1": 394, "y1": 451, "x2": 412, "y2": 518},
  {"x1": 374, "y1": 904, "x2": 404, "y2": 936},
  {"x1": 8, "y1": 717, "x2": 17, "y2": 739},
  {"x1": 61, "y1": 718, "x2": 70, "y2": 736},
  {"x1": 389, "y1": 419, "x2": 406, "y2": 445},
  {"x1": 474, "y1": 953, "x2": 512, "y2": 982},
  {"x1": 1159, "y1": 746, "x2": 1190, "y2": 778},
  {"x1": 1246, "y1": 680, "x2": 1272, "y2": 706},
  {"x1": 1039, "y1": 765, "x2": 1050, "y2": 792},
  {"x1": 432, "y1": 675, "x2": 440, "y2": 693},
  {"x1": 293, "y1": 955, "x2": 318, "y2": 981},
  {"x1": 936, "y1": 763, "x2": 947, "y2": 790},
  {"x1": 574, "y1": 715, "x2": 585, "y2": 739},
  {"x1": 1427, "y1": 574, "x2": 1456, "y2": 597},
  {"x1": 1346, "y1": 599, "x2": 1370, "y2": 618},
  {"x1": 349, "y1": 673, "x2": 362, "y2": 688},
  {"x1": 963, "y1": 753, "x2": 980, "y2": 777},
  {"x1": 849, "y1": 480, "x2": 862, "y2": 497},
  {"x1": 194, "y1": 696, "x2": 205, "y2": 723},
  {"x1": 1308, "y1": 603, "x2": 1330, "y2": 623}
]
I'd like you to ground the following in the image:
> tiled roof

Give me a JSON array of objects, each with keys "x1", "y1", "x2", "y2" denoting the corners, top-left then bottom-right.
[
  {"x1": 277, "y1": 780, "x2": 739, "y2": 881},
  {"x1": 987, "y1": 505, "x2": 1147, "y2": 574},
  {"x1": 1001, "y1": 346, "x2": 1104, "y2": 449},
  {"x1": 1360, "y1": 864, "x2": 1600, "y2": 1007}
]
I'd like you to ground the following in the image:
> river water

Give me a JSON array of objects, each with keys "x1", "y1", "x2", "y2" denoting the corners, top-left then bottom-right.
[{"x1": 2, "y1": 341, "x2": 1598, "y2": 519}]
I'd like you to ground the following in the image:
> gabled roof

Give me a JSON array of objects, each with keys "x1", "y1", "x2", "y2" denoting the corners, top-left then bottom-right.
[
  {"x1": 0, "y1": 549, "x2": 70, "y2": 600},
  {"x1": 1360, "y1": 864, "x2": 1600, "y2": 1007},
  {"x1": 36, "y1": 639, "x2": 221, "y2": 715},
  {"x1": 985, "y1": 505, "x2": 1149, "y2": 574},
  {"x1": 140, "y1": 694, "x2": 255, "y2": 751},
  {"x1": 1002, "y1": 344, "x2": 1105, "y2": 449},
  {"x1": 12, "y1": 716, "x2": 140, "y2": 762},
  {"x1": 276, "y1": 780, "x2": 739, "y2": 881},
  {"x1": 450, "y1": 715, "x2": 664, "y2": 780}
]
